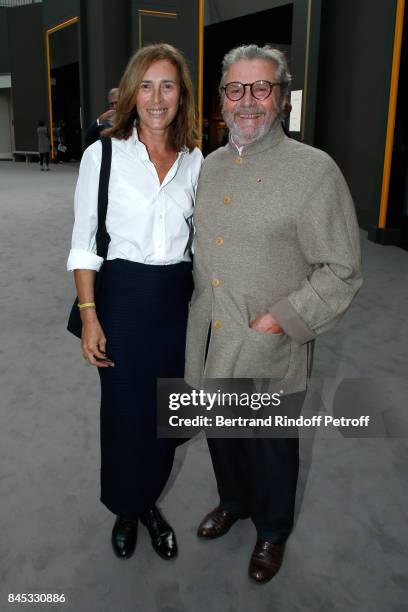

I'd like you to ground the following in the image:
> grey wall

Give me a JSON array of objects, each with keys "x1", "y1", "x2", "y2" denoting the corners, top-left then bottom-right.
[
  {"x1": 80, "y1": 0, "x2": 129, "y2": 128},
  {"x1": 315, "y1": 0, "x2": 397, "y2": 230},
  {"x1": 42, "y1": 0, "x2": 80, "y2": 30},
  {"x1": 102, "y1": 0, "x2": 130, "y2": 97},
  {"x1": 80, "y1": 0, "x2": 105, "y2": 128},
  {"x1": 130, "y1": 0, "x2": 201, "y2": 101},
  {"x1": 0, "y1": 8, "x2": 10, "y2": 74},
  {"x1": 8, "y1": 4, "x2": 47, "y2": 151},
  {"x1": 204, "y1": 0, "x2": 291, "y2": 26}
]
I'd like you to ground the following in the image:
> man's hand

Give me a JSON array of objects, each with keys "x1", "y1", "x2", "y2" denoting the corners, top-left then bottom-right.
[
  {"x1": 98, "y1": 109, "x2": 115, "y2": 123},
  {"x1": 250, "y1": 313, "x2": 284, "y2": 334}
]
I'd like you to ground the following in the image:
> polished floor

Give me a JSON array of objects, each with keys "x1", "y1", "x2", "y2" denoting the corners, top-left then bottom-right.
[{"x1": 0, "y1": 161, "x2": 407, "y2": 612}]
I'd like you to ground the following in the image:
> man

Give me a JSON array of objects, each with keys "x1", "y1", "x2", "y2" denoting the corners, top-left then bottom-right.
[
  {"x1": 84, "y1": 87, "x2": 119, "y2": 148},
  {"x1": 185, "y1": 45, "x2": 362, "y2": 583}
]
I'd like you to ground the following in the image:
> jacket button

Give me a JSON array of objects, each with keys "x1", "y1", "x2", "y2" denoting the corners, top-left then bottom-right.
[
  {"x1": 212, "y1": 278, "x2": 220, "y2": 288},
  {"x1": 235, "y1": 156, "x2": 243, "y2": 165},
  {"x1": 213, "y1": 320, "x2": 222, "y2": 329},
  {"x1": 215, "y1": 236, "x2": 224, "y2": 245},
  {"x1": 223, "y1": 195, "x2": 231, "y2": 204}
]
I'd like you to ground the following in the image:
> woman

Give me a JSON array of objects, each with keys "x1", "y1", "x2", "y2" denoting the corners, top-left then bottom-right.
[
  {"x1": 67, "y1": 44, "x2": 202, "y2": 560},
  {"x1": 37, "y1": 120, "x2": 50, "y2": 170}
]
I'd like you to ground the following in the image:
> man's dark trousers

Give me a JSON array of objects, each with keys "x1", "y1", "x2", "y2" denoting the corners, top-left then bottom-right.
[{"x1": 207, "y1": 390, "x2": 306, "y2": 543}]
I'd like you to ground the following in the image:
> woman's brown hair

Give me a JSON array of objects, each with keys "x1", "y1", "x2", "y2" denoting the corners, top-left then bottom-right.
[{"x1": 103, "y1": 43, "x2": 198, "y2": 151}]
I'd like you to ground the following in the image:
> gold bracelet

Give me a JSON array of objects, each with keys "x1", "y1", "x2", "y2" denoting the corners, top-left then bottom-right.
[{"x1": 77, "y1": 301, "x2": 96, "y2": 310}]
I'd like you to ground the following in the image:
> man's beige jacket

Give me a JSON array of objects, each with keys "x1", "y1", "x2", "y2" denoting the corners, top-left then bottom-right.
[{"x1": 185, "y1": 122, "x2": 362, "y2": 393}]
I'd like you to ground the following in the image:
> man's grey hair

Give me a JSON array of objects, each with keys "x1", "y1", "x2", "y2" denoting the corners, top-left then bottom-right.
[{"x1": 219, "y1": 44, "x2": 291, "y2": 98}]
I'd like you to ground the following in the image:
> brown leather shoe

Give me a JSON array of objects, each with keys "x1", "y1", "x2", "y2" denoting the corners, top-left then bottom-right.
[
  {"x1": 197, "y1": 506, "x2": 240, "y2": 539},
  {"x1": 249, "y1": 540, "x2": 285, "y2": 583}
]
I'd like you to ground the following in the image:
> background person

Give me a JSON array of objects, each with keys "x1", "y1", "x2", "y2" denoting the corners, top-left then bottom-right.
[
  {"x1": 57, "y1": 120, "x2": 68, "y2": 162},
  {"x1": 37, "y1": 120, "x2": 50, "y2": 171},
  {"x1": 52, "y1": 121, "x2": 66, "y2": 164},
  {"x1": 67, "y1": 44, "x2": 202, "y2": 562},
  {"x1": 84, "y1": 87, "x2": 119, "y2": 148}
]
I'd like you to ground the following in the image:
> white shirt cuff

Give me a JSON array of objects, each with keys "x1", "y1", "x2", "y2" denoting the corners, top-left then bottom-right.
[{"x1": 67, "y1": 248, "x2": 104, "y2": 272}]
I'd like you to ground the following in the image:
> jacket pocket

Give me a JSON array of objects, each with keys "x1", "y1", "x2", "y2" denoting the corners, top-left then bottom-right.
[{"x1": 232, "y1": 328, "x2": 291, "y2": 379}]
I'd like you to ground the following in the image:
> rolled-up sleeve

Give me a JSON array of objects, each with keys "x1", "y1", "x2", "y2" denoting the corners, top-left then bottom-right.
[
  {"x1": 66, "y1": 141, "x2": 104, "y2": 271},
  {"x1": 269, "y1": 159, "x2": 363, "y2": 344}
]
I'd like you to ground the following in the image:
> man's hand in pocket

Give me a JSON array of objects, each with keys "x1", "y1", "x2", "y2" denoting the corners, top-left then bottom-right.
[{"x1": 250, "y1": 313, "x2": 283, "y2": 334}]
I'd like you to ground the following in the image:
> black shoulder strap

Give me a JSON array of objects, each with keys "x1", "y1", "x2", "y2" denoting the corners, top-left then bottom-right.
[{"x1": 95, "y1": 137, "x2": 112, "y2": 258}]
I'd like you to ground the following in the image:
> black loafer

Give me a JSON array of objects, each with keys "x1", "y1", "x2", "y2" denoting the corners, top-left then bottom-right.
[
  {"x1": 140, "y1": 506, "x2": 178, "y2": 560},
  {"x1": 111, "y1": 516, "x2": 138, "y2": 559}
]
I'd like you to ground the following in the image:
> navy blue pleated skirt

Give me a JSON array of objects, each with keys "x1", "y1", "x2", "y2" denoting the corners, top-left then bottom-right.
[{"x1": 96, "y1": 258, "x2": 193, "y2": 518}]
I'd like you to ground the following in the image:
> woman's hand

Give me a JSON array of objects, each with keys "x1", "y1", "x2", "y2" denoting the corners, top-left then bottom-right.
[
  {"x1": 81, "y1": 310, "x2": 115, "y2": 367},
  {"x1": 73, "y1": 269, "x2": 114, "y2": 367}
]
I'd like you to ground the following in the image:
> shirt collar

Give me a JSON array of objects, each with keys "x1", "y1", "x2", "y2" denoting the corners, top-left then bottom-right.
[
  {"x1": 128, "y1": 125, "x2": 185, "y2": 188},
  {"x1": 230, "y1": 135, "x2": 244, "y2": 156},
  {"x1": 130, "y1": 124, "x2": 186, "y2": 160},
  {"x1": 131, "y1": 126, "x2": 150, "y2": 161}
]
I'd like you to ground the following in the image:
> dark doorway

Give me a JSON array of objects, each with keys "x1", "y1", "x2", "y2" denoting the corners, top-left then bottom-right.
[
  {"x1": 203, "y1": 4, "x2": 293, "y2": 155},
  {"x1": 51, "y1": 62, "x2": 81, "y2": 160},
  {"x1": 48, "y1": 20, "x2": 81, "y2": 161}
]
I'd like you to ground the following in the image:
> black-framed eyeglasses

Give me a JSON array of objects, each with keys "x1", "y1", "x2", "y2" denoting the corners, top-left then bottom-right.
[{"x1": 222, "y1": 80, "x2": 283, "y2": 101}]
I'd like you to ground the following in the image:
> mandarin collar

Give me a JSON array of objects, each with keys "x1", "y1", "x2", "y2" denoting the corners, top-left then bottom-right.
[{"x1": 228, "y1": 120, "x2": 286, "y2": 157}]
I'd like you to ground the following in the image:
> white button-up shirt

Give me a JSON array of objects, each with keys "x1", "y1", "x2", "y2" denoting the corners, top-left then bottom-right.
[{"x1": 67, "y1": 128, "x2": 203, "y2": 271}]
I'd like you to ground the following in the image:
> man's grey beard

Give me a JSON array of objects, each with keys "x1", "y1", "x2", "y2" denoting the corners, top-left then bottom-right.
[{"x1": 221, "y1": 104, "x2": 280, "y2": 146}]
